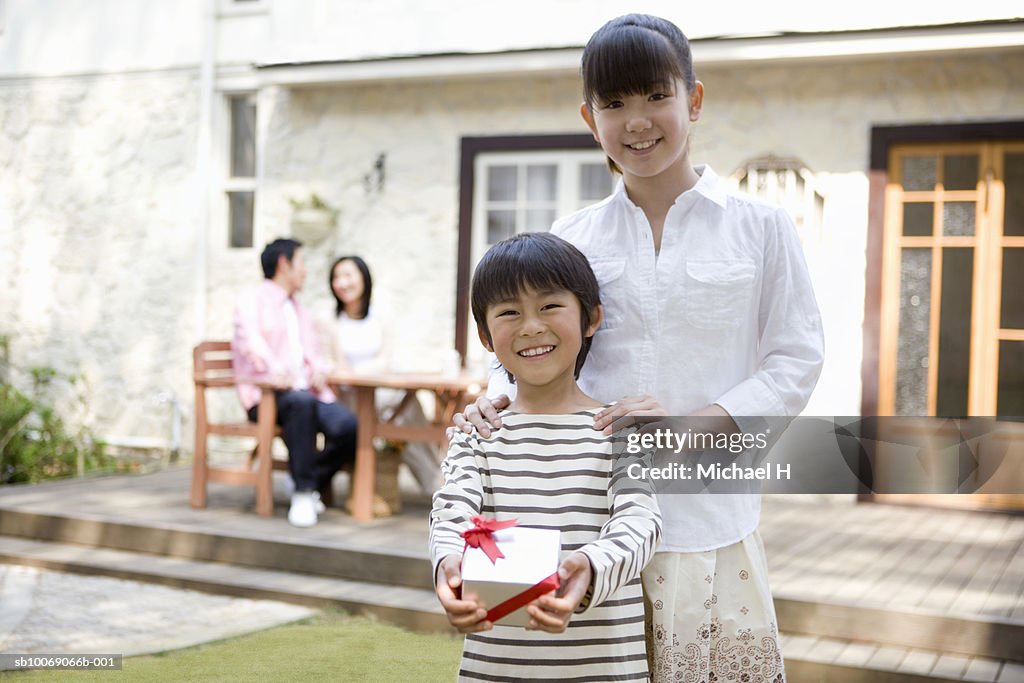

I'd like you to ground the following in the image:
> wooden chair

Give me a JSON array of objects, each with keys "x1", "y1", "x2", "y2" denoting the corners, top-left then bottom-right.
[{"x1": 190, "y1": 340, "x2": 286, "y2": 516}]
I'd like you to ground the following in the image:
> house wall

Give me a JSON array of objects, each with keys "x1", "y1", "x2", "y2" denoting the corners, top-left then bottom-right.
[
  {"x1": 3, "y1": 5, "x2": 1022, "y2": 450},
  {"x1": 698, "y1": 50, "x2": 1024, "y2": 414},
  {"x1": 0, "y1": 71, "x2": 201, "y2": 442}
]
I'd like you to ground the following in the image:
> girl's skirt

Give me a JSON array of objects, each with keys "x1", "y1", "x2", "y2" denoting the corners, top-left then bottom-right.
[{"x1": 642, "y1": 530, "x2": 786, "y2": 683}]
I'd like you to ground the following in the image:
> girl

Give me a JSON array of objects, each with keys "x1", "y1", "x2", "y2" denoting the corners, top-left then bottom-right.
[
  {"x1": 431, "y1": 232, "x2": 660, "y2": 682},
  {"x1": 329, "y1": 255, "x2": 441, "y2": 493},
  {"x1": 456, "y1": 14, "x2": 824, "y2": 682}
]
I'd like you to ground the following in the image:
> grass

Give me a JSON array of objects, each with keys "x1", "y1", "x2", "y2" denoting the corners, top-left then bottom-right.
[{"x1": 3, "y1": 610, "x2": 463, "y2": 682}]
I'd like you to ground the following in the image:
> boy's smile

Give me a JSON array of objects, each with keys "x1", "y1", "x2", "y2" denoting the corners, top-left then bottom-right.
[
  {"x1": 479, "y1": 286, "x2": 600, "y2": 400},
  {"x1": 518, "y1": 344, "x2": 555, "y2": 358}
]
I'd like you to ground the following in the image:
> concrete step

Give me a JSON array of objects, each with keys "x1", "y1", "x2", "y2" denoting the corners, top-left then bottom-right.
[{"x1": 0, "y1": 535, "x2": 449, "y2": 634}]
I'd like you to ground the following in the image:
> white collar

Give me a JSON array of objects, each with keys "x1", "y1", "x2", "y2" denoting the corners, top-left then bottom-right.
[{"x1": 611, "y1": 164, "x2": 728, "y2": 210}]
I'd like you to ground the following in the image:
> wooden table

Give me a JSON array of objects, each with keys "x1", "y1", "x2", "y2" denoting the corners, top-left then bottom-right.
[{"x1": 330, "y1": 371, "x2": 484, "y2": 521}]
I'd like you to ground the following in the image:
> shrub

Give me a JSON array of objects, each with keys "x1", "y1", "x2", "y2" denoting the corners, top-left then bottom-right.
[{"x1": 0, "y1": 336, "x2": 113, "y2": 484}]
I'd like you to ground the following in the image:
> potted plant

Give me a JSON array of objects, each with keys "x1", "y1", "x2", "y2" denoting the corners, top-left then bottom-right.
[{"x1": 288, "y1": 193, "x2": 339, "y2": 244}]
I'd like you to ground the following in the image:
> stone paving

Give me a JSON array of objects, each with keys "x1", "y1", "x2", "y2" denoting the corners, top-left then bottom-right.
[{"x1": 0, "y1": 563, "x2": 316, "y2": 661}]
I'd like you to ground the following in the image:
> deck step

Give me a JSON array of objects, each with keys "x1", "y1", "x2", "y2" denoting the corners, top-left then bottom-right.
[
  {"x1": 0, "y1": 506, "x2": 434, "y2": 591},
  {"x1": 775, "y1": 594, "x2": 1024, "y2": 663},
  {"x1": 0, "y1": 535, "x2": 448, "y2": 634},
  {"x1": 782, "y1": 633, "x2": 1024, "y2": 683},
  {"x1": 2, "y1": 535, "x2": 1022, "y2": 681},
  {"x1": 3, "y1": 501, "x2": 1022, "y2": 664}
]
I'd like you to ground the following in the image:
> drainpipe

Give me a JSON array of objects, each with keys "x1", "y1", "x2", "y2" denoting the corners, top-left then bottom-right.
[{"x1": 194, "y1": 0, "x2": 216, "y2": 343}]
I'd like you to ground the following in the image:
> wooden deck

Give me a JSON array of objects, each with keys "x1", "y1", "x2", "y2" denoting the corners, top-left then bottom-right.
[{"x1": 1, "y1": 468, "x2": 1022, "y2": 681}]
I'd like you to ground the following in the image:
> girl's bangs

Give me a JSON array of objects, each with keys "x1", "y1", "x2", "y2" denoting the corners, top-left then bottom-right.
[{"x1": 584, "y1": 27, "x2": 684, "y2": 105}]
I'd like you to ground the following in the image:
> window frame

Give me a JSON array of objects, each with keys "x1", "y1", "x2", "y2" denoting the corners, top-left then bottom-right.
[
  {"x1": 471, "y1": 150, "x2": 612, "y2": 271},
  {"x1": 219, "y1": 91, "x2": 259, "y2": 250},
  {"x1": 454, "y1": 135, "x2": 604, "y2": 359}
]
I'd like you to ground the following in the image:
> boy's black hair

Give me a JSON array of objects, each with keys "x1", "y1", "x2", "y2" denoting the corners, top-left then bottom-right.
[
  {"x1": 471, "y1": 232, "x2": 601, "y2": 383},
  {"x1": 260, "y1": 238, "x2": 303, "y2": 279},
  {"x1": 329, "y1": 255, "x2": 373, "y2": 320}
]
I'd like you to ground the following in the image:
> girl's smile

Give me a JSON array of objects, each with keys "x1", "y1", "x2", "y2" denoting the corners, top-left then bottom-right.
[{"x1": 581, "y1": 78, "x2": 703, "y2": 187}]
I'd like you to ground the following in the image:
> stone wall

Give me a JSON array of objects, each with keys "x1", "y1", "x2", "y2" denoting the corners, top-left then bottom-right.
[{"x1": 0, "y1": 71, "x2": 200, "y2": 443}]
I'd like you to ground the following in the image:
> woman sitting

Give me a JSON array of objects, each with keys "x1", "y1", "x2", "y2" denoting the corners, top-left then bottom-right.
[{"x1": 328, "y1": 255, "x2": 442, "y2": 494}]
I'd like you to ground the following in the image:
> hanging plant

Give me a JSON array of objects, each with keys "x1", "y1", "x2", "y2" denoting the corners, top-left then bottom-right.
[{"x1": 288, "y1": 193, "x2": 339, "y2": 244}]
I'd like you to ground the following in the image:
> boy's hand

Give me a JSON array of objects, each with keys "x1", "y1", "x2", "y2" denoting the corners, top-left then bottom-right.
[
  {"x1": 593, "y1": 395, "x2": 667, "y2": 435},
  {"x1": 435, "y1": 554, "x2": 493, "y2": 633},
  {"x1": 525, "y1": 552, "x2": 593, "y2": 633},
  {"x1": 451, "y1": 394, "x2": 510, "y2": 439}
]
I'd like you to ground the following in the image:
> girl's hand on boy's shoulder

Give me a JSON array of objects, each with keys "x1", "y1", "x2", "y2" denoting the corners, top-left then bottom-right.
[
  {"x1": 525, "y1": 552, "x2": 592, "y2": 633},
  {"x1": 435, "y1": 554, "x2": 493, "y2": 633},
  {"x1": 451, "y1": 394, "x2": 510, "y2": 439},
  {"x1": 594, "y1": 395, "x2": 667, "y2": 436}
]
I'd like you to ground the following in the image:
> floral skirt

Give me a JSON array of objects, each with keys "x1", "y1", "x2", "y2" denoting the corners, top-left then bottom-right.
[{"x1": 642, "y1": 531, "x2": 786, "y2": 683}]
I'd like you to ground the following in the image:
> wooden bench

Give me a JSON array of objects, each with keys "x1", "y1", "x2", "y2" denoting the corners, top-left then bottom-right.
[{"x1": 190, "y1": 340, "x2": 285, "y2": 516}]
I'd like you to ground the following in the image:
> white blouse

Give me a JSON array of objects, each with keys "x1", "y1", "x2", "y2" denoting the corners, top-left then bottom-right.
[
  {"x1": 334, "y1": 306, "x2": 385, "y2": 373},
  {"x1": 491, "y1": 165, "x2": 824, "y2": 552}
]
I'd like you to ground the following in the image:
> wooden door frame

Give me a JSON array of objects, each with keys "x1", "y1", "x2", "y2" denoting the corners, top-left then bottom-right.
[
  {"x1": 862, "y1": 120, "x2": 1024, "y2": 417},
  {"x1": 454, "y1": 134, "x2": 601, "y2": 359}
]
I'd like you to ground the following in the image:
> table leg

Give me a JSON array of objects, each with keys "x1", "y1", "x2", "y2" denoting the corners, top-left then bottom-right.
[{"x1": 350, "y1": 385, "x2": 377, "y2": 522}]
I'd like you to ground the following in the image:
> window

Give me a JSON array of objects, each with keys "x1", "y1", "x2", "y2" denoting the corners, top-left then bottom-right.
[
  {"x1": 225, "y1": 94, "x2": 256, "y2": 248},
  {"x1": 732, "y1": 155, "x2": 824, "y2": 242},
  {"x1": 879, "y1": 142, "x2": 1024, "y2": 418},
  {"x1": 471, "y1": 151, "x2": 613, "y2": 268},
  {"x1": 453, "y1": 136, "x2": 609, "y2": 361}
]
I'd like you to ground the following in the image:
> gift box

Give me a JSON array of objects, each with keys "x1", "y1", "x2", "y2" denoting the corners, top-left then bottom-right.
[{"x1": 461, "y1": 519, "x2": 561, "y2": 627}]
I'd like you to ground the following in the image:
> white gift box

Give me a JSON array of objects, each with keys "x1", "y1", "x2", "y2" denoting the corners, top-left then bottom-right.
[{"x1": 461, "y1": 526, "x2": 561, "y2": 627}]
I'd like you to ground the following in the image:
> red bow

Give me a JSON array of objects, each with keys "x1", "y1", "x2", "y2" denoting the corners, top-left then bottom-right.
[{"x1": 462, "y1": 516, "x2": 518, "y2": 564}]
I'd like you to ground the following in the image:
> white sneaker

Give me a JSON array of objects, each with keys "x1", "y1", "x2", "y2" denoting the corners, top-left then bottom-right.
[
  {"x1": 288, "y1": 492, "x2": 319, "y2": 527},
  {"x1": 312, "y1": 491, "x2": 327, "y2": 514}
]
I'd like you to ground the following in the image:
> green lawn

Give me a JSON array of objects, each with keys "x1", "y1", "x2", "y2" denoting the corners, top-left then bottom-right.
[{"x1": 3, "y1": 610, "x2": 462, "y2": 682}]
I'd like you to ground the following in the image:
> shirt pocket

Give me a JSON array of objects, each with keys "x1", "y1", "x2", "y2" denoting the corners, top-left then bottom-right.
[
  {"x1": 589, "y1": 256, "x2": 626, "y2": 330},
  {"x1": 684, "y1": 259, "x2": 757, "y2": 331}
]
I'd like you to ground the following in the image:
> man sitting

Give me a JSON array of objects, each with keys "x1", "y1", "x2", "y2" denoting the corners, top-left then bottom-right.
[{"x1": 232, "y1": 237, "x2": 357, "y2": 527}]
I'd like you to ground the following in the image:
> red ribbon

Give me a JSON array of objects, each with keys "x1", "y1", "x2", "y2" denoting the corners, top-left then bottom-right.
[
  {"x1": 485, "y1": 572, "x2": 560, "y2": 624},
  {"x1": 462, "y1": 516, "x2": 518, "y2": 564}
]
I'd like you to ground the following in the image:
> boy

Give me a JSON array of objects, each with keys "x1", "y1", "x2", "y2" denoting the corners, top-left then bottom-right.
[{"x1": 429, "y1": 232, "x2": 660, "y2": 682}]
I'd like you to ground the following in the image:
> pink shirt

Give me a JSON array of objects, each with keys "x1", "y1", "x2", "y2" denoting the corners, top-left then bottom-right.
[{"x1": 232, "y1": 279, "x2": 335, "y2": 410}]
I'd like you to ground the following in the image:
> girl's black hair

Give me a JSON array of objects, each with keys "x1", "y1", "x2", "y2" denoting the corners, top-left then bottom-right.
[
  {"x1": 582, "y1": 13, "x2": 696, "y2": 109},
  {"x1": 471, "y1": 232, "x2": 601, "y2": 382},
  {"x1": 329, "y1": 255, "x2": 373, "y2": 320}
]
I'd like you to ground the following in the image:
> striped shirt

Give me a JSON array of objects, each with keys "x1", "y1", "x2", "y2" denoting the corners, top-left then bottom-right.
[{"x1": 430, "y1": 409, "x2": 661, "y2": 682}]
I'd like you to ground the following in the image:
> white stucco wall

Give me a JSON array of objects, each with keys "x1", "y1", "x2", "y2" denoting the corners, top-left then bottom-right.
[{"x1": 0, "y1": 72, "x2": 201, "y2": 442}]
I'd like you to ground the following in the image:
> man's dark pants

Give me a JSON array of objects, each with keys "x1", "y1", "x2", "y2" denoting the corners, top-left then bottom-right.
[{"x1": 247, "y1": 390, "x2": 357, "y2": 493}]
